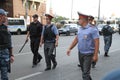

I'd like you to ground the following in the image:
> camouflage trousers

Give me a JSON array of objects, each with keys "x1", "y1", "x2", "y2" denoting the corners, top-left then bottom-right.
[
  {"x1": 103, "y1": 35, "x2": 112, "y2": 53},
  {"x1": 0, "y1": 49, "x2": 10, "y2": 80}
]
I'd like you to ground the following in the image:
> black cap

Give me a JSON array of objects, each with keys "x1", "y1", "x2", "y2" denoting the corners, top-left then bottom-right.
[
  {"x1": 32, "y1": 14, "x2": 38, "y2": 18},
  {"x1": 107, "y1": 21, "x2": 110, "y2": 24}
]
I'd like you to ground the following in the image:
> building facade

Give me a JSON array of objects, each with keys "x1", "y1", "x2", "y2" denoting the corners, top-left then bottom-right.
[{"x1": 0, "y1": 0, "x2": 46, "y2": 24}]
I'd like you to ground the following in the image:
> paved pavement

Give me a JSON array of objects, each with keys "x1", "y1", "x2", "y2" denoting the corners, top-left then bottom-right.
[{"x1": 8, "y1": 33, "x2": 120, "y2": 80}]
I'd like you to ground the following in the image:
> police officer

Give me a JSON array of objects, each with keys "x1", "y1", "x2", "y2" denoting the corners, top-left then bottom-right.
[
  {"x1": 88, "y1": 16, "x2": 96, "y2": 26},
  {"x1": 88, "y1": 16, "x2": 98, "y2": 68},
  {"x1": 102, "y1": 21, "x2": 114, "y2": 57},
  {"x1": 26, "y1": 14, "x2": 43, "y2": 68},
  {"x1": 67, "y1": 12, "x2": 99, "y2": 80},
  {"x1": 0, "y1": 9, "x2": 14, "y2": 80},
  {"x1": 40, "y1": 14, "x2": 59, "y2": 71}
]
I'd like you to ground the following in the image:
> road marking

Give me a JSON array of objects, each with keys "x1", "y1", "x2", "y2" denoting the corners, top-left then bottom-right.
[
  {"x1": 14, "y1": 52, "x2": 31, "y2": 57},
  {"x1": 15, "y1": 72, "x2": 43, "y2": 80},
  {"x1": 110, "y1": 48, "x2": 120, "y2": 53}
]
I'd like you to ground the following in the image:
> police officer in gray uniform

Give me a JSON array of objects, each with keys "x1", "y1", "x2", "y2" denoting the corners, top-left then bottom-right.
[
  {"x1": 40, "y1": 14, "x2": 59, "y2": 71},
  {"x1": 0, "y1": 9, "x2": 14, "y2": 80},
  {"x1": 102, "y1": 21, "x2": 114, "y2": 57},
  {"x1": 67, "y1": 12, "x2": 99, "y2": 80}
]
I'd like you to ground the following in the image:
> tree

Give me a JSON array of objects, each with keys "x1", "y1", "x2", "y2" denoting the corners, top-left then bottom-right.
[{"x1": 52, "y1": 15, "x2": 69, "y2": 23}]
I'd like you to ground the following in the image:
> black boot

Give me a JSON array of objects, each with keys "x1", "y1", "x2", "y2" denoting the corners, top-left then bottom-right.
[
  {"x1": 45, "y1": 67, "x2": 51, "y2": 71},
  {"x1": 51, "y1": 54, "x2": 57, "y2": 69},
  {"x1": 52, "y1": 62, "x2": 57, "y2": 69},
  {"x1": 37, "y1": 57, "x2": 42, "y2": 64},
  {"x1": 32, "y1": 64, "x2": 37, "y2": 68},
  {"x1": 104, "y1": 52, "x2": 109, "y2": 57},
  {"x1": 77, "y1": 64, "x2": 81, "y2": 67}
]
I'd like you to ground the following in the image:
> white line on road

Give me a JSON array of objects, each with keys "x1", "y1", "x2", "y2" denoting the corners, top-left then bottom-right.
[
  {"x1": 15, "y1": 72, "x2": 43, "y2": 80},
  {"x1": 14, "y1": 52, "x2": 31, "y2": 57},
  {"x1": 110, "y1": 48, "x2": 120, "y2": 53}
]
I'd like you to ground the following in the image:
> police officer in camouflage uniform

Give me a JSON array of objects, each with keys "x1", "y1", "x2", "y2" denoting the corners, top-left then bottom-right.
[
  {"x1": 102, "y1": 21, "x2": 114, "y2": 57},
  {"x1": 40, "y1": 14, "x2": 59, "y2": 71},
  {"x1": 67, "y1": 12, "x2": 99, "y2": 80},
  {"x1": 0, "y1": 9, "x2": 14, "y2": 80}
]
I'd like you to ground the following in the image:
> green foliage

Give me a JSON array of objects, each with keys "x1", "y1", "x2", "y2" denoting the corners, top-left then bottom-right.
[{"x1": 52, "y1": 15, "x2": 69, "y2": 23}]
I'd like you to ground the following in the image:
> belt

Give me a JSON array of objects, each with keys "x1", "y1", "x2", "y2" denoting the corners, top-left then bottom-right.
[
  {"x1": 44, "y1": 40, "x2": 55, "y2": 43},
  {"x1": 45, "y1": 41, "x2": 55, "y2": 43},
  {"x1": 0, "y1": 45, "x2": 7, "y2": 50}
]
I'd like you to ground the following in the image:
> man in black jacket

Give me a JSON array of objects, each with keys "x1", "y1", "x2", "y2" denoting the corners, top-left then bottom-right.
[
  {"x1": 102, "y1": 21, "x2": 114, "y2": 57},
  {"x1": 26, "y1": 14, "x2": 43, "y2": 68}
]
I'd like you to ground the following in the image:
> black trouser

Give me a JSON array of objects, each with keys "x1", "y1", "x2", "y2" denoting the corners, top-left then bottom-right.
[
  {"x1": 79, "y1": 52, "x2": 93, "y2": 80},
  {"x1": 104, "y1": 35, "x2": 112, "y2": 53},
  {"x1": 30, "y1": 37, "x2": 42, "y2": 65},
  {"x1": 78, "y1": 52, "x2": 81, "y2": 65},
  {"x1": 44, "y1": 42, "x2": 56, "y2": 68}
]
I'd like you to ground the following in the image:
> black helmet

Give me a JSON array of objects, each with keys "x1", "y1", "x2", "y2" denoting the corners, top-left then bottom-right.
[{"x1": 107, "y1": 21, "x2": 110, "y2": 24}]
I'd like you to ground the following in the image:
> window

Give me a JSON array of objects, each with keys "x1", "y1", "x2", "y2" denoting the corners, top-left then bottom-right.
[{"x1": 8, "y1": 20, "x2": 24, "y2": 25}]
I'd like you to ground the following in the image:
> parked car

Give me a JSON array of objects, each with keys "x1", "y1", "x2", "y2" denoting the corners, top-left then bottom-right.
[
  {"x1": 7, "y1": 18, "x2": 27, "y2": 35},
  {"x1": 97, "y1": 24, "x2": 106, "y2": 35},
  {"x1": 58, "y1": 24, "x2": 78, "y2": 36}
]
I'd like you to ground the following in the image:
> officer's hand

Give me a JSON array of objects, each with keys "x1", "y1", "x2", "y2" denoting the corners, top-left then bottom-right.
[
  {"x1": 10, "y1": 56, "x2": 14, "y2": 63},
  {"x1": 55, "y1": 42, "x2": 58, "y2": 47},
  {"x1": 26, "y1": 38, "x2": 29, "y2": 42},
  {"x1": 40, "y1": 42, "x2": 42, "y2": 47},
  {"x1": 66, "y1": 49, "x2": 71, "y2": 56},
  {"x1": 92, "y1": 54, "x2": 98, "y2": 62}
]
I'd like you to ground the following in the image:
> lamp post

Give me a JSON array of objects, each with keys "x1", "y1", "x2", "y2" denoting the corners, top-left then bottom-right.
[
  {"x1": 25, "y1": 0, "x2": 28, "y2": 19},
  {"x1": 25, "y1": 0, "x2": 28, "y2": 25},
  {"x1": 98, "y1": 0, "x2": 101, "y2": 20},
  {"x1": 71, "y1": 0, "x2": 73, "y2": 20}
]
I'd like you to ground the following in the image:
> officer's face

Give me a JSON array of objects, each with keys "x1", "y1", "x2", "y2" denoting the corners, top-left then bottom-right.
[
  {"x1": 33, "y1": 17, "x2": 38, "y2": 22},
  {"x1": 78, "y1": 17, "x2": 88, "y2": 27},
  {"x1": 78, "y1": 17, "x2": 84, "y2": 26},
  {"x1": 46, "y1": 17, "x2": 51, "y2": 24},
  {"x1": 0, "y1": 14, "x2": 6, "y2": 23}
]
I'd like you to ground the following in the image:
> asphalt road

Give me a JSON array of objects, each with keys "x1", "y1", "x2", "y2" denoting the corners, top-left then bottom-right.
[{"x1": 8, "y1": 33, "x2": 120, "y2": 80}]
